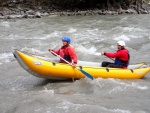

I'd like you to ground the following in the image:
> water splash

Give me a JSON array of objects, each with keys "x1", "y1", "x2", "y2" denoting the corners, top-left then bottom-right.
[
  {"x1": 0, "y1": 21, "x2": 10, "y2": 28},
  {"x1": 0, "y1": 52, "x2": 14, "y2": 65},
  {"x1": 114, "y1": 35, "x2": 130, "y2": 41},
  {"x1": 67, "y1": 28, "x2": 77, "y2": 33},
  {"x1": 76, "y1": 45, "x2": 100, "y2": 55}
]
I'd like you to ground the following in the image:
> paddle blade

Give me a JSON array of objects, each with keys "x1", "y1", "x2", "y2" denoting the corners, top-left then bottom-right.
[{"x1": 78, "y1": 68, "x2": 94, "y2": 80}]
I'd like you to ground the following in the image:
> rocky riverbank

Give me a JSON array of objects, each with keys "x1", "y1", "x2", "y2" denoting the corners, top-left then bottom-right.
[{"x1": 0, "y1": 1, "x2": 150, "y2": 19}]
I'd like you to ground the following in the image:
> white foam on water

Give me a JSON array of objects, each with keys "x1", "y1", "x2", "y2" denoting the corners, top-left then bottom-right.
[
  {"x1": 120, "y1": 17, "x2": 128, "y2": 22},
  {"x1": 123, "y1": 27, "x2": 144, "y2": 32},
  {"x1": 111, "y1": 109, "x2": 131, "y2": 113},
  {"x1": 0, "y1": 52, "x2": 14, "y2": 65},
  {"x1": 91, "y1": 78, "x2": 148, "y2": 94},
  {"x1": 87, "y1": 28, "x2": 99, "y2": 33},
  {"x1": 57, "y1": 99, "x2": 131, "y2": 113},
  {"x1": 76, "y1": 45, "x2": 100, "y2": 55},
  {"x1": 45, "y1": 31, "x2": 60, "y2": 38},
  {"x1": 107, "y1": 79, "x2": 148, "y2": 94},
  {"x1": 20, "y1": 47, "x2": 60, "y2": 61},
  {"x1": 41, "y1": 87, "x2": 55, "y2": 95},
  {"x1": 100, "y1": 107, "x2": 131, "y2": 113},
  {"x1": 57, "y1": 100, "x2": 71, "y2": 111},
  {"x1": 24, "y1": 36, "x2": 47, "y2": 40},
  {"x1": 23, "y1": 35, "x2": 50, "y2": 40},
  {"x1": 128, "y1": 35, "x2": 139, "y2": 39},
  {"x1": 109, "y1": 86, "x2": 125, "y2": 94},
  {"x1": 114, "y1": 35, "x2": 130, "y2": 41},
  {"x1": 67, "y1": 28, "x2": 77, "y2": 33},
  {"x1": 21, "y1": 47, "x2": 47, "y2": 55},
  {"x1": 83, "y1": 29, "x2": 100, "y2": 38},
  {"x1": 131, "y1": 83, "x2": 148, "y2": 90},
  {"x1": 22, "y1": 31, "x2": 60, "y2": 40},
  {"x1": 0, "y1": 21, "x2": 10, "y2": 28},
  {"x1": 2, "y1": 34, "x2": 19, "y2": 40}
]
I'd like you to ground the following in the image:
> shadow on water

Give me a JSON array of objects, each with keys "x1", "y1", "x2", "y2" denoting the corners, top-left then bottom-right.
[
  {"x1": 34, "y1": 78, "x2": 80, "y2": 86},
  {"x1": 142, "y1": 74, "x2": 150, "y2": 81}
]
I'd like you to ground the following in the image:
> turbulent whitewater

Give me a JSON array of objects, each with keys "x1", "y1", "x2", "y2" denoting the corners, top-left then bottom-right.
[{"x1": 0, "y1": 14, "x2": 150, "y2": 113}]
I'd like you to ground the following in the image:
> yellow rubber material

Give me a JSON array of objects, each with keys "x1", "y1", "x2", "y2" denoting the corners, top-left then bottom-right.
[{"x1": 15, "y1": 50, "x2": 150, "y2": 79}]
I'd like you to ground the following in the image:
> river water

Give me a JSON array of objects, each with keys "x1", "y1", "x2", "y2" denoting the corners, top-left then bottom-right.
[{"x1": 0, "y1": 14, "x2": 150, "y2": 113}]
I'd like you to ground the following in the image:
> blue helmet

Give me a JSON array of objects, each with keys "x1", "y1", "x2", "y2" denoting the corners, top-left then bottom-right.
[{"x1": 62, "y1": 36, "x2": 71, "y2": 43}]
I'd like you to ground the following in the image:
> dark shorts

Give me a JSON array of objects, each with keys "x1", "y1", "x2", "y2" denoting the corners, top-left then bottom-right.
[{"x1": 102, "y1": 61, "x2": 121, "y2": 68}]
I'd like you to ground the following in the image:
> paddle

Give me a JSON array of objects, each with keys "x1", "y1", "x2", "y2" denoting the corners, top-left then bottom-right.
[{"x1": 50, "y1": 50, "x2": 94, "y2": 80}]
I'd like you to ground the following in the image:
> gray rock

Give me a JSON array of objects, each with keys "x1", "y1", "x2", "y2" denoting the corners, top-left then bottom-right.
[
  {"x1": 35, "y1": 12, "x2": 41, "y2": 18},
  {"x1": 0, "y1": 16, "x2": 5, "y2": 19},
  {"x1": 20, "y1": 10, "x2": 25, "y2": 15},
  {"x1": 6, "y1": 15, "x2": 24, "y2": 19},
  {"x1": 26, "y1": 10, "x2": 35, "y2": 15},
  {"x1": 41, "y1": 12, "x2": 49, "y2": 16}
]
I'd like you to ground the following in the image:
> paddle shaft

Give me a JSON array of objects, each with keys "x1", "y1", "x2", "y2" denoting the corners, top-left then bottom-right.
[
  {"x1": 108, "y1": 57, "x2": 114, "y2": 61},
  {"x1": 50, "y1": 50, "x2": 73, "y2": 66},
  {"x1": 50, "y1": 50, "x2": 94, "y2": 80}
]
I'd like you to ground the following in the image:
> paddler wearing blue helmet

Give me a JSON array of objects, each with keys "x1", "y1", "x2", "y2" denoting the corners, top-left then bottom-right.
[{"x1": 49, "y1": 36, "x2": 78, "y2": 68}]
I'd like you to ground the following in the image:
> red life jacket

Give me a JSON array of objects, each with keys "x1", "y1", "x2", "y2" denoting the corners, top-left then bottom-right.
[
  {"x1": 53, "y1": 45, "x2": 78, "y2": 64},
  {"x1": 105, "y1": 48, "x2": 130, "y2": 68}
]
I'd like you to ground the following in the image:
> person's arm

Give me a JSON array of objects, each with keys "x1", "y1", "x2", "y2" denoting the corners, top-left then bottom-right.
[
  {"x1": 102, "y1": 51, "x2": 121, "y2": 58},
  {"x1": 48, "y1": 48, "x2": 60, "y2": 56},
  {"x1": 68, "y1": 47, "x2": 78, "y2": 67}
]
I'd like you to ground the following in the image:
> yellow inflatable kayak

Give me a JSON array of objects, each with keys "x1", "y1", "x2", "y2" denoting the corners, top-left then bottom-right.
[{"x1": 13, "y1": 50, "x2": 150, "y2": 80}]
